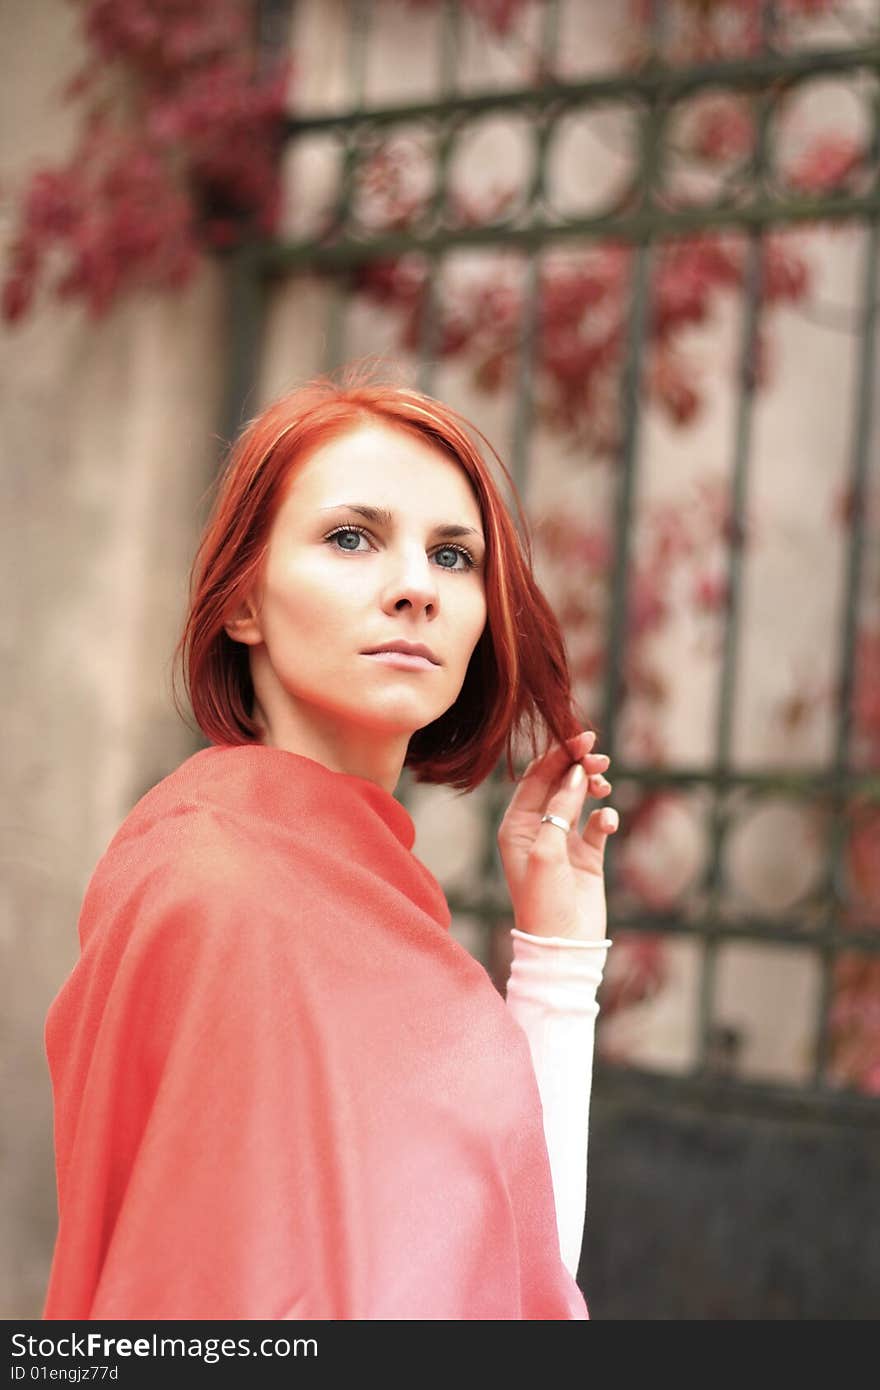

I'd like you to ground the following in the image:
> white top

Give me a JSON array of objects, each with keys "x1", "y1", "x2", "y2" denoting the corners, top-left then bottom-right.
[{"x1": 504, "y1": 928, "x2": 612, "y2": 1280}]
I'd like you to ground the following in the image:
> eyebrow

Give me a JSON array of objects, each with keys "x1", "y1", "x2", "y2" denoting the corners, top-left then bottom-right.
[{"x1": 318, "y1": 503, "x2": 485, "y2": 545}]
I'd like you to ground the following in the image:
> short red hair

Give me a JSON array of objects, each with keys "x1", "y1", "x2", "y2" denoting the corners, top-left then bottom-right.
[{"x1": 172, "y1": 363, "x2": 593, "y2": 792}]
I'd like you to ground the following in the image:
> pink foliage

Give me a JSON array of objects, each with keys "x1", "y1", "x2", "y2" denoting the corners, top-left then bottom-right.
[
  {"x1": 689, "y1": 96, "x2": 755, "y2": 165},
  {"x1": 785, "y1": 134, "x2": 865, "y2": 194},
  {"x1": 2, "y1": 0, "x2": 290, "y2": 323},
  {"x1": 599, "y1": 932, "x2": 667, "y2": 1015},
  {"x1": 828, "y1": 954, "x2": 880, "y2": 1094},
  {"x1": 356, "y1": 223, "x2": 808, "y2": 449}
]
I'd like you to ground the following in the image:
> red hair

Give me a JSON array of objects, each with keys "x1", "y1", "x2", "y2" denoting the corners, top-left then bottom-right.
[{"x1": 172, "y1": 363, "x2": 593, "y2": 792}]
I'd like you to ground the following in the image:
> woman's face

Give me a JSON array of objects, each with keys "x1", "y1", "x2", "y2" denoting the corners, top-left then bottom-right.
[{"x1": 225, "y1": 421, "x2": 489, "y2": 788}]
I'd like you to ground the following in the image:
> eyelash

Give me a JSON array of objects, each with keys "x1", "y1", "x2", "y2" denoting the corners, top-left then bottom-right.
[{"x1": 324, "y1": 524, "x2": 479, "y2": 571}]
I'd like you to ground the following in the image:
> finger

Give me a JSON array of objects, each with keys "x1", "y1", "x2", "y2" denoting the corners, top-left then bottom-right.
[
  {"x1": 521, "y1": 730, "x2": 595, "y2": 777},
  {"x1": 588, "y1": 772, "x2": 613, "y2": 799},
  {"x1": 581, "y1": 803, "x2": 620, "y2": 852},
  {"x1": 512, "y1": 731, "x2": 599, "y2": 817},
  {"x1": 532, "y1": 761, "x2": 591, "y2": 852}
]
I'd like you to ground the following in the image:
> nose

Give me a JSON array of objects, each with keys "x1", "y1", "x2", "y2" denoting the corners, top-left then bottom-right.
[{"x1": 385, "y1": 544, "x2": 439, "y2": 615}]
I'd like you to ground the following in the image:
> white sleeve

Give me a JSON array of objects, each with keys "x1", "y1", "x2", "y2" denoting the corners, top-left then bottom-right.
[{"x1": 504, "y1": 928, "x2": 612, "y2": 1281}]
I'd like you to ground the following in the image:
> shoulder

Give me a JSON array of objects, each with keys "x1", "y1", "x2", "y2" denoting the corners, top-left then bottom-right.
[
  {"x1": 99, "y1": 744, "x2": 318, "y2": 889},
  {"x1": 80, "y1": 755, "x2": 302, "y2": 960},
  {"x1": 103, "y1": 746, "x2": 248, "y2": 856}
]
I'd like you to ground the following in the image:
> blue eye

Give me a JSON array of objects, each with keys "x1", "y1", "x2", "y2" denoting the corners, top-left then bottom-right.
[
  {"x1": 329, "y1": 527, "x2": 364, "y2": 552},
  {"x1": 324, "y1": 524, "x2": 478, "y2": 571},
  {"x1": 324, "y1": 525, "x2": 374, "y2": 556},
  {"x1": 435, "y1": 546, "x2": 472, "y2": 570}
]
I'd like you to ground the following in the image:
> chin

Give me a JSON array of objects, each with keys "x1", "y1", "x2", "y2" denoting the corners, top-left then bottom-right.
[{"x1": 351, "y1": 699, "x2": 440, "y2": 734}]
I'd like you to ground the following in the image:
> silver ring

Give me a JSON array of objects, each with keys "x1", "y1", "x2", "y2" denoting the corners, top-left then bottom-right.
[{"x1": 540, "y1": 813, "x2": 571, "y2": 834}]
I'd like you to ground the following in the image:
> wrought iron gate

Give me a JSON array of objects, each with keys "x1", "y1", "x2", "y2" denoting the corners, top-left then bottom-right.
[{"x1": 218, "y1": 6, "x2": 879, "y2": 1312}]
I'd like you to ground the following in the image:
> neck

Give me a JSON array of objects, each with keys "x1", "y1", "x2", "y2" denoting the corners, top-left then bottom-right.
[{"x1": 251, "y1": 696, "x2": 409, "y2": 796}]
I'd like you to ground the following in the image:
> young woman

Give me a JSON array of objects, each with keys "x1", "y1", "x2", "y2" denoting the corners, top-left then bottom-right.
[{"x1": 42, "y1": 369, "x2": 619, "y2": 1321}]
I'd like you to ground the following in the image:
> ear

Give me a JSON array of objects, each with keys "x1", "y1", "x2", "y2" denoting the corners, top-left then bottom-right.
[{"x1": 223, "y1": 595, "x2": 263, "y2": 647}]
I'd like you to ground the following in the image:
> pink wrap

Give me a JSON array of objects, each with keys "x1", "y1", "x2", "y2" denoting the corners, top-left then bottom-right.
[{"x1": 43, "y1": 743, "x2": 589, "y2": 1320}]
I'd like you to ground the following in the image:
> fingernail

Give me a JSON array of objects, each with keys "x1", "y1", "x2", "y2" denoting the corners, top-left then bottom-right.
[{"x1": 568, "y1": 763, "x2": 586, "y2": 788}]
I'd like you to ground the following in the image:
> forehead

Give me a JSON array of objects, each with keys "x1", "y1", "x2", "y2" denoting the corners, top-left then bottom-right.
[{"x1": 280, "y1": 422, "x2": 482, "y2": 520}]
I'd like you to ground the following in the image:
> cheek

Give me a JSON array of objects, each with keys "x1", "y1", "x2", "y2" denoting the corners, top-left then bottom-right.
[
  {"x1": 260, "y1": 553, "x2": 361, "y2": 651},
  {"x1": 457, "y1": 586, "x2": 488, "y2": 663},
  {"x1": 259, "y1": 556, "x2": 323, "y2": 644}
]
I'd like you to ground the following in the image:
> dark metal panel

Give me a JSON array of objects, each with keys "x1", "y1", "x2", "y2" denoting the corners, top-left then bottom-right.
[{"x1": 584, "y1": 1073, "x2": 880, "y2": 1318}]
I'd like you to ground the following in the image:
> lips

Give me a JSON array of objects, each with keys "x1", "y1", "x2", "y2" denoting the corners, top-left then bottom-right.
[
  {"x1": 361, "y1": 642, "x2": 440, "y2": 665},
  {"x1": 363, "y1": 651, "x2": 436, "y2": 671}
]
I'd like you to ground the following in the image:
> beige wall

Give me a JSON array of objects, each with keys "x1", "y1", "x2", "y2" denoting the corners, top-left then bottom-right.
[{"x1": 1, "y1": 0, "x2": 228, "y2": 1316}]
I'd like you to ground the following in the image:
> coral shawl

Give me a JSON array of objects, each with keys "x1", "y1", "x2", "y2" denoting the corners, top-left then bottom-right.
[{"x1": 43, "y1": 743, "x2": 589, "y2": 1321}]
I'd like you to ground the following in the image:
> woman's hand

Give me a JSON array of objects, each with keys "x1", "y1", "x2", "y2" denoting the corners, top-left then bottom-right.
[{"x1": 496, "y1": 730, "x2": 618, "y2": 943}]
